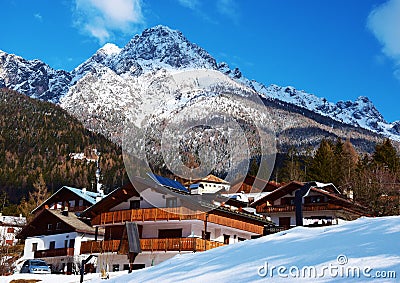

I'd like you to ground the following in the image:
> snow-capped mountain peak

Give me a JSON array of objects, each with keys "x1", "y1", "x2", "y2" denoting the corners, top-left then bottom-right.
[
  {"x1": 99, "y1": 43, "x2": 121, "y2": 56},
  {"x1": 1, "y1": 25, "x2": 399, "y2": 142},
  {"x1": 116, "y1": 25, "x2": 217, "y2": 71}
]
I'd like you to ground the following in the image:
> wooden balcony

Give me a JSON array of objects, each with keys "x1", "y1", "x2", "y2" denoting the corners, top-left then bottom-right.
[
  {"x1": 80, "y1": 238, "x2": 225, "y2": 254},
  {"x1": 34, "y1": 247, "x2": 74, "y2": 258},
  {"x1": 256, "y1": 203, "x2": 343, "y2": 214},
  {"x1": 92, "y1": 207, "x2": 264, "y2": 234}
]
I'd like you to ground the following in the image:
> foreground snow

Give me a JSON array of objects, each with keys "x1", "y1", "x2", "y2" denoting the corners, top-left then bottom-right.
[{"x1": 2, "y1": 216, "x2": 399, "y2": 282}]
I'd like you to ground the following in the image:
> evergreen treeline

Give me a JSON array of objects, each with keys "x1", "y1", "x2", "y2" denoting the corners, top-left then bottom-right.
[
  {"x1": 278, "y1": 137, "x2": 400, "y2": 216},
  {"x1": 0, "y1": 88, "x2": 127, "y2": 214}
]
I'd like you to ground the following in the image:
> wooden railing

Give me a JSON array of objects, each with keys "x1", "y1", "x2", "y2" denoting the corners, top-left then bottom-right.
[
  {"x1": 34, "y1": 247, "x2": 74, "y2": 258},
  {"x1": 80, "y1": 238, "x2": 225, "y2": 254},
  {"x1": 256, "y1": 203, "x2": 343, "y2": 213},
  {"x1": 92, "y1": 207, "x2": 264, "y2": 234}
]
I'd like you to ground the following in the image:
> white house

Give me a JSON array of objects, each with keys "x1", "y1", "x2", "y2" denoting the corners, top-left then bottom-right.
[{"x1": 0, "y1": 214, "x2": 26, "y2": 246}]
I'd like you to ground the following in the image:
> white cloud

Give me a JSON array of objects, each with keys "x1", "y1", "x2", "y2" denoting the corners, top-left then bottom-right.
[
  {"x1": 367, "y1": 0, "x2": 400, "y2": 79},
  {"x1": 216, "y1": 0, "x2": 239, "y2": 22},
  {"x1": 73, "y1": 0, "x2": 144, "y2": 44},
  {"x1": 177, "y1": 0, "x2": 200, "y2": 10},
  {"x1": 34, "y1": 13, "x2": 43, "y2": 21}
]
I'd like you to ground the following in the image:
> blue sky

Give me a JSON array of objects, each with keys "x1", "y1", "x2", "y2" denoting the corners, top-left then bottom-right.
[{"x1": 1, "y1": 0, "x2": 399, "y2": 122}]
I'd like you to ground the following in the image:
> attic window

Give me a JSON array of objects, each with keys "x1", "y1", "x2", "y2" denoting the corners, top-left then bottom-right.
[
  {"x1": 47, "y1": 224, "x2": 53, "y2": 230},
  {"x1": 56, "y1": 222, "x2": 62, "y2": 230}
]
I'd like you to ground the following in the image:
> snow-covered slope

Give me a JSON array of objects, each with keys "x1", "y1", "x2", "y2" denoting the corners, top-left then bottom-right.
[
  {"x1": 2, "y1": 217, "x2": 399, "y2": 283},
  {"x1": 99, "y1": 216, "x2": 400, "y2": 283}
]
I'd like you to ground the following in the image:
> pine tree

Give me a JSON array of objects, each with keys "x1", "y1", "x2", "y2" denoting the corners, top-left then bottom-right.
[
  {"x1": 373, "y1": 139, "x2": 400, "y2": 172},
  {"x1": 18, "y1": 173, "x2": 51, "y2": 222},
  {"x1": 308, "y1": 139, "x2": 335, "y2": 183},
  {"x1": 280, "y1": 147, "x2": 305, "y2": 181}
]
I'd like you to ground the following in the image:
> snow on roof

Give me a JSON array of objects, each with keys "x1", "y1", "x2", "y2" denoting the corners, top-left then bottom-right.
[
  {"x1": 63, "y1": 186, "x2": 100, "y2": 204},
  {"x1": 0, "y1": 215, "x2": 26, "y2": 226},
  {"x1": 31, "y1": 186, "x2": 104, "y2": 214}
]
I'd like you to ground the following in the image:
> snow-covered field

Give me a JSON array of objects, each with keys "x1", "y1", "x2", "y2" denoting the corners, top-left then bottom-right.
[{"x1": 2, "y1": 216, "x2": 399, "y2": 283}]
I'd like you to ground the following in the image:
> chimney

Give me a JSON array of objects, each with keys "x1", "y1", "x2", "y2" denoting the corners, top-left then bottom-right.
[{"x1": 62, "y1": 207, "x2": 69, "y2": 217}]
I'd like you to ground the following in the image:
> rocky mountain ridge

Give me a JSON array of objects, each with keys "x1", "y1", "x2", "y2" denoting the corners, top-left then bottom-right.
[{"x1": 0, "y1": 25, "x2": 398, "y2": 145}]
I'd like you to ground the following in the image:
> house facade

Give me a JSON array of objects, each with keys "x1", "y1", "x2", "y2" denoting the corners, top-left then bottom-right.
[
  {"x1": 18, "y1": 208, "x2": 102, "y2": 273},
  {"x1": 17, "y1": 184, "x2": 106, "y2": 274},
  {"x1": 252, "y1": 181, "x2": 369, "y2": 229},
  {"x1": 0, "y1": 214, "x2": 26, "y2": 246},
  {"x1": 79, "y1": 176, "x2": 271, "y2": 272}
]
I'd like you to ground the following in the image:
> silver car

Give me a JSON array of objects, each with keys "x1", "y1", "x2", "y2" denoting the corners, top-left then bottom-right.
[{"x1": 20, "y1": 259, "x2": 51, "y2": 274}]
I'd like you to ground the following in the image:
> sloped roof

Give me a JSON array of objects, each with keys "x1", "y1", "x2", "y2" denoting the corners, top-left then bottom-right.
[
  {"x1": 47, "y1": 209, "x2": 98, "y2": 234},
  {"x1": 147, "y1": 173, "x2": 189, "y2": 193},
  {"x1": 32, "y1": 186, "x2": 102, "y2": 214},
  {"x1": 0, "y1": 215, "x2": 26, "y2": 227},
  {"x1": 250, "y1": 181, "x2": 304, "y2": 207},
  {"x1": 81, "y1": 182, "x2": 140, "y2": 218},
  {"x1": 199, "y1": 174, "x2": 229, "y2": 184},
  {"x1": 18, "y1": 208, "x2": 101, "y2": 238},
  {"x1": 63, "y1": 186, "x2": 99, "y2": 204},
  {"x1": 229, "y1": 175, "x2": 280, "y2": 194}
]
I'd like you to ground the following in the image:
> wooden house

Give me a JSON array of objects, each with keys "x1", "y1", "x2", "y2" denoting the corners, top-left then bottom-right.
[
  {"x1": 78, "y1": 175, "x2": 271, "y2": 272},
  {"x1": 18, "y1": 208, "x2": 102, "y2": 274},
  {"x1": 251, "y1": 181, "x2": 369, "y2": 229}
]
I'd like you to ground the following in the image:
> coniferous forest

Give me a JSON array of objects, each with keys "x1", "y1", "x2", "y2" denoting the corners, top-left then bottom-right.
[
  {"x1": 276, "y1": 137, "x2": 400, "y2": 216},
  {"x1": 0, "y1": 88, "x2": 399, "y2": 217},
  {"x1": 0, "y1": 88, "x2": 128, "y2": 215}
]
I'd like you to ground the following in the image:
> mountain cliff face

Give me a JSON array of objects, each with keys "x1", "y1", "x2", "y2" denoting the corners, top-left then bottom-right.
[
  {"x1": 0, "y1": 25, "x2": 398, "y2": 148},
  {"x1": 0, "y1": 50, "x2": 71, "y2": 102}
]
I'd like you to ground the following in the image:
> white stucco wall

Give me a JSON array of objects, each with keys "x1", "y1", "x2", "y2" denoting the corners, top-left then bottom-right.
[{"x1": 22, "y1": 232, "x2": 102, "y2": 259}]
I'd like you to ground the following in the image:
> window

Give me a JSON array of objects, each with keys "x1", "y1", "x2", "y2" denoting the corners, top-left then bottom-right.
[
  {"x1": 280, "y1": 197, "x2": 295, "y2": 205},
  {"x1": 112, "y1": 264, "x2": 120, "y2": 272},
  {"x1": 130, "y1": 200, "x2": 140, "y2": 209},
  {"x1": 69, "y1": 200, "x2": 75, "y2": 208},
  {"x1": 238, "y1": 237, "x2": 246, "y2": 242},
  {"x1": 123, "y1": 264, "x2": 130, "y2": 271},
  {"x1": 49, "y1": 241, "x2": 55, "y2": 250},
  {"x1": 158, "y1": 229, "x2": 182, "y2": 238},
  {"x1": 166, "y1": 197, "x2": 177, "y2": 208},
  {"x1": 305, "y1": 196, "x2": 324, "y2": 203},
  {"x1": 202, "y1": 231, "x2": 211, "y2": 240},
  {"x1": 279, "y1": 217, "x2": 291, "y2": 229},
  {"x1": 56, "y1": 222, "x2": 62, "y2": 230},
  {"x1": 47, "y1": 224, "x2": 53, "y2": 230},
  {"x1": 7, "y1": 227, "x2": 14, "y2": 233},
  {"x1": 223, "y1": 234, "x2": 230, "y2": 244},
  {"x1": 32, "y1": 243, "x2": 38, "y2": 252},
  {"x1": 78, "y1": 199, "x2": 84, "y2": 207},
  {"x1": 64, "y1": 240, "x2": 68, "y2": 248},
  {"x1": 69, "y1": 239, "x2": 75, "y2": 248}
]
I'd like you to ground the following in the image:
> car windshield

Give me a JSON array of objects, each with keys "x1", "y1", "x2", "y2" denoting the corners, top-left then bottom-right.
[{"x1": 30, "y1": 260, "x2": 48, "y2": 267}]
